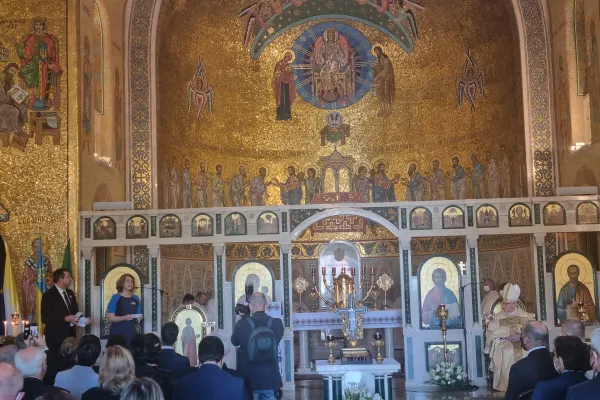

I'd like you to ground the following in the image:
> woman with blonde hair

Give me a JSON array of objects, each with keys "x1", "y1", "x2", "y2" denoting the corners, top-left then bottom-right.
[
  {"x1": 120, "y1": 377, "x2": 165, "y2": 400},
  {"x1": 82, "y1": 345, "x2": 135, "y2": 400},
  {"x1": 106, "y1": 273, "x2": 142, "y2": 342}
]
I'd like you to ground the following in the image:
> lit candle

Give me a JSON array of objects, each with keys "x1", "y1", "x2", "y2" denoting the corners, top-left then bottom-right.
[
  {"x1": 371, "y1": 266, "x2": 374, "y2": 275},
  {"x1": 341, "y1": 268, "x2": 346, "y2": 275},
  {"x1": 351, "y1": 268, "x2": 355, "y2": 276},
  {"x1": 3, "y1": 321, "x2": 6, "y2": 336},
  {"x1": 21, "y1": 320, "x2": 25, "y2": 335},
  {"x1": 322, "y1": 266, "x2": 326, "y2": 275}
]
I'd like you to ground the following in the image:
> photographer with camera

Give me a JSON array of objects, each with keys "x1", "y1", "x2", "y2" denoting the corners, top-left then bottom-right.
[{"x1": 231, "y1": 292, "x2": 283, "y2": 400}]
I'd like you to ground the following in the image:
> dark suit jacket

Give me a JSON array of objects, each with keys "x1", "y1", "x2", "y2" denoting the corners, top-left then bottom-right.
[
  {"x1": 22, "y1": 377, "x2": 64, "y2": 400},
  {"x1": 532, "y1": 371, "x2": 587, "y2": 400},
  {"x1": 505, "y1": 347, "x2": 559, "y2": 400},
  {"x1": 173, "y1": 364, "x2": 245, "y2": 400},
  {"x1": 566, "y1": 374, "x2": 600, "y2": 400},
  {"x1": 41, "y1": 285, "x2": 79, "y2": 354},
  {"x1": 81, "y1": 387, "x2": 120, "y2": 400},
  {"x1": 159, "y1": 347, "x2": 192, "y2": 378}
]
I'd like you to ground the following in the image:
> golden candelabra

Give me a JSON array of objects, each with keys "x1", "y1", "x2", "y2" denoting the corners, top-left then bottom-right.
[
  {"x1": 326, "y1": 335, "x2": 337, "y2": 365},
  {"x1": 294, "y1": 277, "x2": 309, "y2": 313},
  {"x1": 310, "y1": 264, "x2": 378, "y2": 310},
  {"x1": 11, "y1": 313, "x2": 19, "y2": 328},
  {"x1": 376, "y1": 274, "x2": 393, "y2": 310},
  {"x1": 373, "y1": 332, "x2": 384, "y2": 364},
  {"x1": 436, "y1": 304, "x2": 449, "y2": 362}
]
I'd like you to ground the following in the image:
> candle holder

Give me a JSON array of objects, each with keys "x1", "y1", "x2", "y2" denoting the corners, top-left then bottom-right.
[
  {"x1": 372, "y1": 332, "x2": 385, "y2": 364},
  {"x1": 309, "y1": 286, "x2": 319, "y2": 312},
  {"x1": 310, "y1": 263, "x2": 378, "y2": 310},
  {"x1": 10, "y1": 313, "x2": 19, "y2": 327},
  {"x1": 294, "y1": 277, "x2": 309, "y2": 313},
  {"x1": 436, "y1": 304, "x2": 449, "y2": 362},
  {"x1": 326, "y1": 335, "x2": 336, "y2": 365},
  {"x1": 376, "y1": 274, "x2": 393, "y2": 310}
]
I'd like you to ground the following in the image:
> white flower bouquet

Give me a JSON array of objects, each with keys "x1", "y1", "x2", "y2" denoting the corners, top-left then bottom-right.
[
  {"x1": 343, "y1": 383, "x2": 382, "y2": 400},
  {"x1": 425, "y1": 361, "x2": 474, "y2": 389}
]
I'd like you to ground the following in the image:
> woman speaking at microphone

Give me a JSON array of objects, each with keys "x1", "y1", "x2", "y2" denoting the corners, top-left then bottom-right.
[{"x1": 106, "y1": 273, "x2": 142, "y2": 343}]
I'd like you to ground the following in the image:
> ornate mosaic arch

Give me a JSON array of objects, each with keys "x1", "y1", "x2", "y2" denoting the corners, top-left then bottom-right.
[{"x1": 126, "y1": 0, "x2": 555, "y2": 210}]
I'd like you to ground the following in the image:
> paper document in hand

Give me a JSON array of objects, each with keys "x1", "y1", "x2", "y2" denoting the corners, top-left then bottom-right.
[
  {"x1": 446, "y1": 303, "x2": 460, "y2": 318},
  {"x1": 77, "y1": 317, "x2": 88, "y2": 327},
  {"x1": 133, "y1": 314, "x2": 143, "y2": 319}
]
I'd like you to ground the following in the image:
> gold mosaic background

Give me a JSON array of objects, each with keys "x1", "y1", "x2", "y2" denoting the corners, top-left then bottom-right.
[
  {"x1": 156, "y1": 0, "x2": 525, "y2": 204},
  {"x1": 0, "y1": 0, "x2": 79, "y2": 297}
]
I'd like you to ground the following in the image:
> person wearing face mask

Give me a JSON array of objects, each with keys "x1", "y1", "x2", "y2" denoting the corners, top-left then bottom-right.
[
  {"x1": 531, "y1": 335, "x2": 589, "y2": 400},
  {"x1": 566, "y1": 328, "x2": 600, "y2": 399},
  {"x1": 480, "y1": 278, "x2": 500, "y2": 320},
  {"x1": 484, "y1": 283, "x2": 534, "y2": 392},
  {"x1": 504, "y1": 321, "x2": 558, "y2": 400}
]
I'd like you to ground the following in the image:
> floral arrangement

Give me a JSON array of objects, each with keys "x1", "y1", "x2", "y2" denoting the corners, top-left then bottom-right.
[
  {"x1": 343, "y1": 383, "x2": 382, "y2": 400},
  {"x1": 425, "y1": 361, "x2": 474, "y2": 389}
]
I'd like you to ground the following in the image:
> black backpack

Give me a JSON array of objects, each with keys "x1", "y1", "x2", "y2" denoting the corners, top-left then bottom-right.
[{"x1": 246, "y1": 316, "x2": 277, "y2": 364}]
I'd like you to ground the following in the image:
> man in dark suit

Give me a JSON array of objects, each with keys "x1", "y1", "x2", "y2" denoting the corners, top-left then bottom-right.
[
  {"x1": 567, "y1": 328, "x2": 600, "y2": 400},
  {"x1": 14, "y1": 347, "x2": 64, "y2": 400},
  {"x1": 173, "y1": 336, "x2": 245, "y2": 400},
  {"x1": 41, "y1": 269, "x2": 87, "y2": 355},
  {"x1": 505, "y1": 320, "x2": 558, "y2": 400},
  {"x1": 159, "y1": 322, "x2": 191, "y2": 378}
]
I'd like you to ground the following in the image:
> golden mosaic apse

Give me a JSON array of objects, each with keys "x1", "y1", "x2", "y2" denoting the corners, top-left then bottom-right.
[{"x1": 157, "y1": 0, "x2": 525, "y2": 205}]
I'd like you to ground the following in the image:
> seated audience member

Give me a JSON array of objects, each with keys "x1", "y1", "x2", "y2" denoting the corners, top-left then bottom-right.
[
  {"x1": 38, "y1": 390, "x2": 77, "y2": 400},
  {"x1": 129, "y1": 334, "x2": 173, "y2": 400},
  {"x1": 182, "y1": 294, "x2": 195, "y2": 306},
  {"x1": 532, "y1": 335, "x2": 589, "y2": 400},
  {"x1": 210, "y1": 329, "x2": 251, "y2": 399},
  {"x1": 0, "y1": 362, "x2": 24, "y2": 400},
  {"x1": 45, "y1": 337, "x2": 77, "y2": 386},
  {"x1": 54, "y1": 335, "x2": 101, "y2": 398},
  {"x1": 105, "y1": 335, "x2": 128, "y2": 349},
  {"x1": 0, "y1": 345, "x2": 18, "y2": 367},
  {"x1": 173, "y1": 336, "x2": 245, "y2": 400},
  {"x1": 120, "y1": 377, "x2": 165, "y2": 400},
  {"x1": 15, "y1": 346, "x2": 62, "y2": 400},
  {"x1": 505, "y1": 320, "x2": 558, "y2": 400},
  {"x1": 81, "y1": 345, "x2": 135, "y2": 400},
  {"x1": 562, "y1": 319, "x2": 586, "y2": 340},
  {"x1": 567, "y1": 328, "x2": 600, "y2": 399},
  {"x1": 159, "y1": 323, "x2": 191, "y2": 378}
]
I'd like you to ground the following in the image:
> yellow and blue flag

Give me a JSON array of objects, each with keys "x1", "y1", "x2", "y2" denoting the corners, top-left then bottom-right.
[
  {"x1": 0, "y1": 237, "x2": 20, "y2": 336},
  {"x1": 35, "y1": 234, "x2": 46, "y2": 332}
]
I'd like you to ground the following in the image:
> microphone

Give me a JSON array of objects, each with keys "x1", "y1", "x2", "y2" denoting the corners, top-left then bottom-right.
[
  {"x1": 459, "y1": 281, "x2": 486, "y2": 290},
  {"x1": 135, "y1": 286, "x2": 168, "y2": 295}
]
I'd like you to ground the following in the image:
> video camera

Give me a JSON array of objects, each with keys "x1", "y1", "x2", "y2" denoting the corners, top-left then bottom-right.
[{"x1": 235, "y1": 284, "x2": 254, "y2": 316}]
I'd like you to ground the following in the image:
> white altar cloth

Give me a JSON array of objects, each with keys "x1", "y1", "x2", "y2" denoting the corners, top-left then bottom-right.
[{"x1": 292, "y1": 309, "x2": 402, "y2": 331}]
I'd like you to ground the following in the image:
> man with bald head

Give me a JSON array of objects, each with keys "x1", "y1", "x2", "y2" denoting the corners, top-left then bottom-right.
[
  {"x1": 231, "y1": 292, "x2": 284, "y2": 400},
  {"x1": 0, "y1": 345, "x2": 18, "y2": 367},
  {"x1": 562, "y1": 319, "x2": 586, "y2": 340},
  {"x1": 505, "y1": 320, "x2": 558, "y2": 400},
  {"x1": 14, "y1": 347, "x2": 60, "y2": 400},
  {"x1": 0, "y1": 362, "x2": 24, "y2": 400}
]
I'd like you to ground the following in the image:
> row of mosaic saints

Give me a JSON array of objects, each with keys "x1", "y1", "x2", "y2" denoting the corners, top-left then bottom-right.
[
  {"x1": 161, "y1": 149, "x2": 513, "y2": 208},
  {"x1": 170, "y1": 0, "x2": 510, "y2": 208}
]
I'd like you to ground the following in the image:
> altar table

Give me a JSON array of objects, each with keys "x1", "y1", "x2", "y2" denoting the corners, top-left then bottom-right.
[{"x1": 315, "y1": 358, "x2": 401, "y2": 400}]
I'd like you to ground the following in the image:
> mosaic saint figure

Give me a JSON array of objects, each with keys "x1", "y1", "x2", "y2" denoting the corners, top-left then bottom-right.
[
  {"x1": 467, "y1": 153, "x2": 485, "y2": 199},
  {"x1": 21, "y1": 238, "x2": 52, "y2": 320},
  {"x1": 421, "y1": 268, "x2": 460, "y2": 329},
  {"x1": 274, "y1": 166, "x2": 303, "y2": 205},
  {"x1": 304, "y1": 168, "x2": 322, "y2": 204},
  {"x1": 313, "y1": 28, "x2": 350, "y2": 102},
  {"x1": 170, "y1": 156, "x2": 180, "y2": 208},
  {"x1": 161, "y1": 161, "x2": 170, "y2": 208},
  {"x1": 373, "y1": 163, "x2": 398, "y2": 202},
  {"x1": 500, "y1": 143, "x2": 511, "y2": 198},
  {"x1": 211, "y1": 164, "x2": 226, "y2": 207},
  {"x1": 273, "y1": 52, "x2": 296, "y2": 120},
  {"x1": 448, "y1": 156, "x2": 466, "y2": 200},
  {"x1": 424, "y1": 160, "x2": 446, "y2": 200},
  {"x1": 196, "y1": 162, "x2": 209, "y2": 208},
  {"x1": 556, "y1": 264, "x2": 596, "y2": 323},
  {"x1": 181, "y1": 317, "x2": 201, "y2": 367},
  {"x1": 182, "y1": 158, "x2": 193, "y2": 208},
  {"x1": 0, "y1": 63, "x2": 28, "y2": 134},
  {"x1": 373, "y1": 46, "x2": 395, "y2": 116},
  {"x1": 250, "y1": 167, "x2": 270, "y2": 206},
  {"x1": 353, "y1": 166, "x2": 372, "y2": 202},
  {"x1": 230, "y1": 166, "x2": 248, "y2": 207},
  {"x1": 403, "y1": 163, "x2": 424, "y2": 201},
  {"x1": 82, "y1": 37, "x2": 92, "y2": 139},
  {"x1": 187, "y1": 59, "x2": 214, "y2": 122},
  {"x1": 486, "y1": 150, "x2": 500, "y2": 199},
  {"x1": 18, "y1": 17, "x2": 62, "y2": 108},
  {"x1": 485, "y1": 284, "x2": 534, "y2": 392},
  {"x1": 239, "y1": 0, "x2": 273, "y2": 47},
  {"x1": 114, "y1": 69, "x2": 124, "y2": 172}
]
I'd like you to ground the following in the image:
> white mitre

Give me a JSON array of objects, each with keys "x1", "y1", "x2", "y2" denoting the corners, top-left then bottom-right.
[{"x1": 502, "y1": 283, "x2": 521, "y2": 304}]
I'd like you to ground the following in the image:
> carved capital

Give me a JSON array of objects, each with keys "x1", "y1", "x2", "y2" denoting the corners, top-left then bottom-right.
[
  {"x1": 148, "y1": 246, "x2": 160, "y2": 259},
  {"x1": 399, "y1": 238, "x2": 411, "y2": 251},
  {"x1": 533, "y1": 233, "x2": 546, "y2": 247},
  {"x1": 81, "y1": 247, "x2": 93, "y2": 261},
  {"x1": 466, "y1": 235, "x2": 479, "y2": 249},
  {"x1": 279, "y1": 241, "x2": 291, "y2": 254},
  {"x1": 213, "y1": 244, "x2": 225, "y2": 256}
]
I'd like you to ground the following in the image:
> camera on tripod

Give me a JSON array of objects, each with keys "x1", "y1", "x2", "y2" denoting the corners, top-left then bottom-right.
[{"x1": 235, "y1": 284, "x2": 254, "y2": 316}]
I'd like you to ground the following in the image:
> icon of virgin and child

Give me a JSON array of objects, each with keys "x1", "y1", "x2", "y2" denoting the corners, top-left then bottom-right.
[{"x1": 421, "y1": 268, "x2": 461, "y2": 329}]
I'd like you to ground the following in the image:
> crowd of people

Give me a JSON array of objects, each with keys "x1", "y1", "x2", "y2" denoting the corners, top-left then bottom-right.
[{"x1": 0, "y1": 292, "x2": 282, "y2": 400}]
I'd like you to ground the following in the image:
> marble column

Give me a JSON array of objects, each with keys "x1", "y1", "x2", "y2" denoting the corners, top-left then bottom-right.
[
  {"x1": 533, "y1": 233, "x2": 547, "y2": 321},
  {"x1": 279, "y1": 242, "x2": 295, "y2": 391},
  {"x1": 214, "y1": 244, "x2": 225, "y2": 330},
  {"x1": 384, "y1": 327, "x2": 394, "y2": 359},
  {"x1": 298, "y1": 330, "x2": 311, "y2": 373},
  {"x1": 81, "y1": 247, "x2": 93, "y2": 335},
  {"x1": 466, "y1": 236, "x2": 485, "y2": 385},
  {"x1": 148, "y1": 246, "x2": 160, "y2": 333}
]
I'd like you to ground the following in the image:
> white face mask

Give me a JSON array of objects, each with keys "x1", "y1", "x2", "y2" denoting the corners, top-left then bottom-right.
[
  {"x1": 483, "y1": 285, "x2": 490, "y2": 293},
  {"x1": 554, "y1": 357, "x2": 562, "y2": 374}
]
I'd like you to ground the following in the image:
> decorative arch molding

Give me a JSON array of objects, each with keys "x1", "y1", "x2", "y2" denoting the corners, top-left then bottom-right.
[{"x1": 125, "y1": 0, "x2": 556, "y2": 210}]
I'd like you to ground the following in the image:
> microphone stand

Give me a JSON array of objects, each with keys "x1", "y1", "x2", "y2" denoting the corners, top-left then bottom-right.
[
  {"x1": 458, "y1": 280, "x2": 483, "y2": 382},
  {"x1": 135, "y1": 286, "x2": 167, "y2": 296}
]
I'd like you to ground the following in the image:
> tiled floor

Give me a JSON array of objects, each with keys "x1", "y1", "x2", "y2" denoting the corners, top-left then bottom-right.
[{"x1": 293, "y1": 378, "x2": 502, "y2": 399}]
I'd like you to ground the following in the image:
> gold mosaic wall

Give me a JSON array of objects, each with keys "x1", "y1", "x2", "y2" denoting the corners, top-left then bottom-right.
[
  {"x1": 156, "y1": 0, "x2": 525, "y2": 205},
  {"x1": 0, "y1": 0, "x2": 79, "y2": 296}
]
